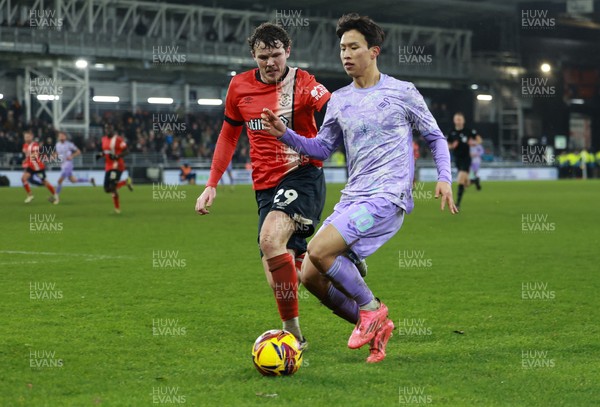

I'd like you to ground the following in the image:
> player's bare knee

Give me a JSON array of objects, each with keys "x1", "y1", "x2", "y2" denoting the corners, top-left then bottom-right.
[
  {"x1": 306, "y1": 241, "x2": 319, "y2": 268},
  {"x1": 259, "y1": 232, "x2": 282, "y2": 257}
]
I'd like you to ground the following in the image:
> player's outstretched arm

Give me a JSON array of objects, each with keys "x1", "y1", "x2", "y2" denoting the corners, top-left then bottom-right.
[
  {"x1": 195, "y1": 186, "x2": 216, "y2": 215},
  {"x1": 435, "y1": 181, "x2": 458, "y2": 214},
  {"x1": 261, "y1": 108, "x2": 340, "y2": 160},
  {"x1": 260, "y1": 108, "x2": 287, "y2": 137}
]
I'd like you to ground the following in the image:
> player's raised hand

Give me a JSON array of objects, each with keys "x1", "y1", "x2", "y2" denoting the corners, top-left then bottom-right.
[
  {"x1": 434, "y1": 181, "x2": 458, "y2": 214},
  {"x1": 261, "y1": 108, "x2": 286, "y2": 138},
  {"x1": 195, "y1": 186, "x2": 216, "y2": 215}
]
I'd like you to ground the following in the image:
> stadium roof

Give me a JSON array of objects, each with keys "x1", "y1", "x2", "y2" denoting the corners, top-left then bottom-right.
[
  {"x1": 194, "y1": 0, "x2": 519, "y2": 26},
  {"x1": 190, "y1": 0, "x2": 600, "y2": 65},
  {"x1": 190, "y1": 0, "x2": 588, "y2": 28}
]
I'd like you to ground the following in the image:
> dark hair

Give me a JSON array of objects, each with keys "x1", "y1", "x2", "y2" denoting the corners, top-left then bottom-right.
[
  {"x1": 247, "y1": 23, "x2": 291, "y2": 52},
  {"x1": 336, "y1": 13, "x2": 385, "y2": 49},
  {"x1": 454, "y1": 112, "x2": 465, "y2": 117}
]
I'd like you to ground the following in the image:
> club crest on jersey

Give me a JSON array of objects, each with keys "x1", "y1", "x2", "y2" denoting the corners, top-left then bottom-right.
[
  {"x1": 279, "y1": 93, "x2": 292, "y2": 107},
  {"x1": 310, "y1": 84, "x2": 327, "y2": 101},
  {"x1": 378, "y1": 97, "x2": 391, "y2": 109},
  {"x1": 247, "y1": 115, "x2": 289, "y2": 131}
]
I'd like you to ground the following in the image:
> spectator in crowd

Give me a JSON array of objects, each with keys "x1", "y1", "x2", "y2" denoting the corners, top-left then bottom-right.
[
  {"x1": 167, "y1": 138, "x2": 182, "y2": 161},
  {"x1": 0, "y1": 102, "x2": 253, "y2": 164}
]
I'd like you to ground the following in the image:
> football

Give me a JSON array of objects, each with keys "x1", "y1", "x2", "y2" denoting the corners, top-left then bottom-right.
[{"x1": 252, "y1": 330, "x2": 303, "y2": 376}]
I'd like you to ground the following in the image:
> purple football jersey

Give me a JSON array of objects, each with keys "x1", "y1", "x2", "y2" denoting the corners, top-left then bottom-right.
[{"x1": 280, "y1": 74, "x2": 452, "y2": 213}]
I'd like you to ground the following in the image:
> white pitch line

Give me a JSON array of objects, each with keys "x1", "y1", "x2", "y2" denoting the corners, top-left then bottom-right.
[{"x1": 0, "y1": 250, "x2": 134, "y2": 260}]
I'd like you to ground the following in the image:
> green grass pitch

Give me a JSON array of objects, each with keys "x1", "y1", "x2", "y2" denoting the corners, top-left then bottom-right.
[{"x1": 1, "y1": 180, "x2": 599, "y2": 406}]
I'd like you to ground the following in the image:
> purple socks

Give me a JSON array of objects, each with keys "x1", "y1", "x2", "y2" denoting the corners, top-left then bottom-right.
[
  {"x1": 324, "y1": 255, "x2": 374, "y2": 307},
  {"x1": 321, "y1": 283, "x2": 359, "y2": 324}
]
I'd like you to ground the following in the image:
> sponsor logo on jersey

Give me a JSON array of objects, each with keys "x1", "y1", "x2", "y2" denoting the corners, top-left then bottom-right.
[
  {"x1": 247, "y1": 115, "x2": 289, "y2": 131},
  {"x1": 247, "y1": 118, "x2": 264, "y2": 131},
  {"x1": 310, "y1": 84, "x2": 327, "y2": 101}
]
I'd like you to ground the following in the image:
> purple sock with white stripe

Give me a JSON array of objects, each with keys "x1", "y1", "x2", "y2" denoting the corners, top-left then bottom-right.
[
  {"x1": 321, "y1": 283, "x2": 359, "y2": 324},
  {"x1": 324, "y1": 255, "x2": 374, "y2": 307}
]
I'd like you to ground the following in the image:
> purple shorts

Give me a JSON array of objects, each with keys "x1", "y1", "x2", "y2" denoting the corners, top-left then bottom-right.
[
  {"x1": 470, "y1": 160, "x2": 480, "y2": 173},
  {"x1": 318, "y1": 197, "x2": 404, "y2": 259},
  {"x1": 60, "y1": 161, "x2": 74, "y2": 178}
]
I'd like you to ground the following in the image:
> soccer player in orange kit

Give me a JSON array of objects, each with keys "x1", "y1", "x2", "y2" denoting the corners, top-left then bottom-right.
[
  {"x1": 99, "y1": 130, "x2": 133, "y2": 214},
  {"x1": 195, "y1": 23, "x2": 333, "y2": 346}
]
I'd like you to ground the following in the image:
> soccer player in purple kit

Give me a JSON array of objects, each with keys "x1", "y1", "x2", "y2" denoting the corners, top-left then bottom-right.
[
  {"x1": 54, "y1": 131, "x2": 95, "y2": 203},
  {"x1": 261, "y1": 13, "x2": 457, "y2": 363}
]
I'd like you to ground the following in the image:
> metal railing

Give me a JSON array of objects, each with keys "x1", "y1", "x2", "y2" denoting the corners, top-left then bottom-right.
[
  {"x1": 0, "y1": 152, "x2": 213, "y2": 170},
  {"x1": 0, "y1": 151, "x2": 561, "y2": 172}
]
